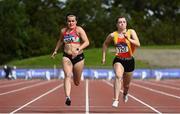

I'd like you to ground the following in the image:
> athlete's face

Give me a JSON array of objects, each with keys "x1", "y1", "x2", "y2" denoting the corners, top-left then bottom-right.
[
  {"x1": 117, "y1": 17, "x2": 127, "y2": 30},
  {"x1": 67, "y1": 16, "x2": 77, "y2": 29}
]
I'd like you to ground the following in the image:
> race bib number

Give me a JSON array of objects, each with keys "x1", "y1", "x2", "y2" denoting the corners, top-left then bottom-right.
[
  {"x1": 116, "y1": 43, "x2": 129, "y2": 53},
  {"x1": 64, "y1": 35, "x2": 75, "y2": 43}
]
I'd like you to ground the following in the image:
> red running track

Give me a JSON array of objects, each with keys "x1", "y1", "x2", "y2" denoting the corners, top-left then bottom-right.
[{"x1": 0, "y1": 79, "x2": 180, "y2": 114}]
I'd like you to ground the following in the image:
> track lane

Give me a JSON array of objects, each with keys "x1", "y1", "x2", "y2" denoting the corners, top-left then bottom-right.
[
  {"x1": 0, "y1": 79, "x2": 25, "y2": 85},
  {"x1": 17, "y1": 80, "x2": 86, "y2": 113},
  {"x1": 0, "y1": 79, "x2": 179, "y2": 113},
  {"x1": 0, "y1": 80, "x2": 63, "y2": 113},
  {"x1": 89, "y1": 80, "x2": 158, "y2": 113},
  {"x1": 131, "y1": 80, "x2": 180, "y2": 113},
  {"x1": 0, "y1": 80, "x2": 41, "y2": 93},
  {"x1": 0, "y1": 80, "x2": 37, "y2": 89},
  {"x1": 135, "y1": 80, "x2": 180, "y2": 96},
  {"x1": 148, "y1": 80, "x2": 180, "y2": 88}
]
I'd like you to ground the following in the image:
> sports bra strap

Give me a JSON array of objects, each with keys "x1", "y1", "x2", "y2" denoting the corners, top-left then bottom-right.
[
  {"x1": 125, "y1": 29, "x2": 133, "y2": 56},
  {"x1": 113, "y1": 29, "x2": 133, "y2": 56}
]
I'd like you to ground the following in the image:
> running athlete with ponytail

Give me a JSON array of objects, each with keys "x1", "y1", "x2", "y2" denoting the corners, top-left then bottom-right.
[
  {"x1": 102, "y1": 16, "x2": 140, "y2": 107},
  {"x1": 51, "y1": 13, "x2": 89, "y2": 106}
]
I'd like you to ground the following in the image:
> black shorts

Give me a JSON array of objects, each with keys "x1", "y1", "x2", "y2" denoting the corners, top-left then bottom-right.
[
  {"x1": 63, "y1": 52, "x2": 84, "y2": 65},
  {"x1": 113, "y1": 56, "x2": 135, "y2": 72}
]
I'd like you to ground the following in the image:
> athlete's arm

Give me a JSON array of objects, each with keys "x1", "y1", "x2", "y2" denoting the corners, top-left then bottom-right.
[
  {"x1": 51, "y1": 29, "x2": 64, "y2": 58},
  {"x1": 102, "y1": 33, "x2": 113, "y2": 64},
  {"x1": 77, "y1": 26, "x2": 89, "y2": 51},
  {"x1": 128, "y1": 29, "x2": 140, "y2": 47}
]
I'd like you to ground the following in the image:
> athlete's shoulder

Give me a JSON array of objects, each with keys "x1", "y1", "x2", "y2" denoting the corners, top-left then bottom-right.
[
  {"x1": 61, "y1": 27, "x2": 67, "y2": 33},
  {"x1": 76, "y1": 26, "x2": 84, "y2": 31},
  {"x1": 127, "y1": 29, "x2": 135, "y2": 33},
  {"x1": 106, "y1": 32, "x2": 114, "y2": 39},
  {"x1": 128, "y1": 29, "x2": 134, "y2": 31},
  {"x1": 111, "y1": 31, "x2": 118, "y2": 38},
  {"x1": 112, "y1": 31, "x2": 118, "y2": 34}
]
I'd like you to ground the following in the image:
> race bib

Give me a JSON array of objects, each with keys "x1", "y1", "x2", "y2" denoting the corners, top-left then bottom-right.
[
  {"x1": 116, "y1": 43, "x2": 129, "y2": 53},
  {"x1": 64, "y1": 35, "x2": 75, "y2": 43}
]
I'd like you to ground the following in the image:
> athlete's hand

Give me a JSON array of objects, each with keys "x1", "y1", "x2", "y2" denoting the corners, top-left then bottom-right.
[
  {"x1": 72, "y1": 49, "x2": 79, "y2": 58},
  {"x1": 51, "y1": 51, "x2": 57, "y2": 59}
]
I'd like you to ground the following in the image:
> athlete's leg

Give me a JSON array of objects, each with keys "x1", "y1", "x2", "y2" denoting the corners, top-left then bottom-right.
[
  {"x1": 62, "y1": 57, "x2": 73, "y2": 98},
  {"x1": 73, "y1": 59, "x2": 84, "y2": 86},
  {"x1": 113, "y1": 63, "x2": 124, "y2": 101},
  {"x1": 122, "y1": 72, "x2": 132, "y2": 102},
  {"x1": 123, "y1": 72, "x2": 132, "y2": 95}
]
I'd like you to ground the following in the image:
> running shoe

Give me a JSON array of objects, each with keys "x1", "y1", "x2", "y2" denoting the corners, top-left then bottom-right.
[
  {"x1": 65, "y1": 97, "x2": 71, "y2": 106},
  {"x1": 112, "y1": 100, "x2": 119, "y2": 108},
  {"x1": 123, "y1": 94, "x2": 128, "y2": 103}
]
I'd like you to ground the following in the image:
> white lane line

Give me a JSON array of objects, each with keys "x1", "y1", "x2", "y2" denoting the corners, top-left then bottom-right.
[
  {"x1": 9, "y1": 83, "x2": 63, "y2": 114},
  {"x1": 5, "y1": 113, "x2": 180, "y2": 114},
  {"x1": 132, "y1": 83, "x2": 180, "y2": 99},
  {"x1": 0, "y1": 80, "x2": 38, "y2": 88},
  {"x1": 104, "y1": 80, "x2": 162, "y2": 114},
  {"x1": 85, "y1": 79, "x2": 89, "y2": 114},
  {"x1": 136, "y1": 80, "x2": 180, "y2": 90},
  {"x1": 0, "y1": 80, "x2": 54, "y2": 96}
]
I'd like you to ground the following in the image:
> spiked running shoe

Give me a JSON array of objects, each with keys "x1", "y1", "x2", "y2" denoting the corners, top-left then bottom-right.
[
  {"x1": 123, "y1": 94, "x2": 128, "y2": 103},
  {"x1": 112, "y1": 100, "x2": 119, "y2": 108},
  {"x1": 65, "y1": 97, "x2": 71, "y2": 106}
]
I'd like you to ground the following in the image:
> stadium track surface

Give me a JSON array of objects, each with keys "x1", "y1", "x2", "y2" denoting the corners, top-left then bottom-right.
[{"x1": 0, "y1": 79, "x2": 180, "y2": 114}]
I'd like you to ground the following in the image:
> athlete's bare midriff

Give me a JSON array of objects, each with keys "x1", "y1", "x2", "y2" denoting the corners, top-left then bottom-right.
[{"x1": 64, "y1": 43, "x2": 83, "y2": 55}]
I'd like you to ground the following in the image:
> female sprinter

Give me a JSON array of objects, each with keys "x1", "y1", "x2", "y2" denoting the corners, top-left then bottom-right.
[
  {"x1": 51, "y1": 14, "x2": 89, "y2": 106},
  {"x1": 102, "y1": 16, "x2": 140, "y2": 107}
]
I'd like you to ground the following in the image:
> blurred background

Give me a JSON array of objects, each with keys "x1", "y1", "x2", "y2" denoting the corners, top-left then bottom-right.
[{"x1": 0, "y1": 0, "x2": 179, "y2": 79}]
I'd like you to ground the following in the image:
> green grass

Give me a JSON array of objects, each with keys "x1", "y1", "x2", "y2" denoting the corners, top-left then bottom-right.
[
  {"x1": 8, "y1": 54, "x2": 60, "y2": 68},
  {"x1": 7, "y1": 45, "x2": 180, "y2": 68},
  {"x1": 7, "y1": 48, "x2": 150, "y2": 69}
]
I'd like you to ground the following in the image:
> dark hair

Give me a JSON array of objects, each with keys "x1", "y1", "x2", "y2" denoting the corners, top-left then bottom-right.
[
  {"x1": 115, "y1": 16, "x2": 127, "y2": 23},
  {"x1": 66, "y1": 13, "x2": 78, "y2": 22}
]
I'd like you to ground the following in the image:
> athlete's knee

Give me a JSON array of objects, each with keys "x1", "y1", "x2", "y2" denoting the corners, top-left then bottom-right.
[
  {"x1": 115, "y1": 74, "x2": 123, "y2": 80},
  {"x1": 65, "y1": 72, "x2": 73, "y2": 79},
  {"x1": 124, "y1": 84, "x2": 130, "y2": 90}
]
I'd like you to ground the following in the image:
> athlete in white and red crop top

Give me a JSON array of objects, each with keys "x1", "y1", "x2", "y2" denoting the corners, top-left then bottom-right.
[
  {"x1": 63, "y1": 27, "x2": 81, "y2": 44},
  {"x1": 51, "y1": 14, "x2": 89, "y2": 106}
]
